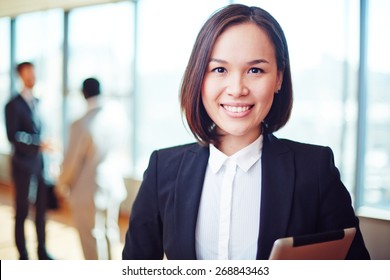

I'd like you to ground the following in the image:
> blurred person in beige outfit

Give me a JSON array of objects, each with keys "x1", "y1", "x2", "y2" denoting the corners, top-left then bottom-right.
[{"x1": 58, "y1": 78, "x2": 127, "y2": 259}]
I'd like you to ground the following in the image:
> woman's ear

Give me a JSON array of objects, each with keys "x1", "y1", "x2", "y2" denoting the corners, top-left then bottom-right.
[{"x1": 275, "y1": 70, "x2": 283, "y2": 93}]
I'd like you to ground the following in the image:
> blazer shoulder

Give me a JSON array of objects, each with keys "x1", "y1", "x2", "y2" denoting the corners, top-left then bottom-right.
[
  {"x1": 149, "y1": 142, "x2": 208, "y2": 172},
  {"x1": 5, "y1": 96, "x2": 28, "y2": 119},
  {"x1": 5, "y1": 94, "x2": 22, "y2": 108},
  {"x1": 265, "y1": 133, "x2": 324, "y2": 149},
  {"x1": 266, "y1": 134, "x2": 333, "y2": 161},
  {"x1": 279, "y1": 138, "x2": 330, "y2": 152},
  {"x1": 278, "y1": 137, "x2": 335, "y2": 166},
  {"x1": 156, "y1": 142, "x2": 206, "y2": 157}
]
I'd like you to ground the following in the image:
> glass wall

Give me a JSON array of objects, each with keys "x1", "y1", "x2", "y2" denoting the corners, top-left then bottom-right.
[
  {"x1": 363, "y1": 0, "x2": 390, "y2": 214},
  {"x1": 0, "y1": 18, "x2": 11, "y2": 152},
  {"x1": 67, "y1": 1, "x2": 134, "y2": 174}
]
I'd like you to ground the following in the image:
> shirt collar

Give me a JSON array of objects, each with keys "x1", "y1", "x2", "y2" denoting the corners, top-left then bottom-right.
[
  {"x1": 86, "y1": 96, "x2": 101, "y2": 112},
  {"x1": 209, "y1": 134, "x2": 263, "y2": 173},
  {"x1": 20, "y1": 89, "x2": 38, "y2": 109},
  {"x1": 20, "y1": 89, "x2": 34, "y2": 103}
]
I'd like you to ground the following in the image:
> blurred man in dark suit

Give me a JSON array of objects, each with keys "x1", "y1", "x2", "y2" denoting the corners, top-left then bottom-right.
[{"x1": 5, "y1": 62, "x2": 53, "y2": 260}]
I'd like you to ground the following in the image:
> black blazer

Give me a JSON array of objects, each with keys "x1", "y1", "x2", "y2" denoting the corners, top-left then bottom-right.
[
  {"x1": 122, "y1": 134, "x2": 370, "y2": 260},
  {"x1": 5, "y1": 94, "x2": 43, "y2": 173}
]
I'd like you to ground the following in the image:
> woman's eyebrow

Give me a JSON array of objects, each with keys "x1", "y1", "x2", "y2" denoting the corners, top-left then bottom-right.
[
  {"x1": 209, "y1": 58, "x2": 228, "y2": 64},
  {"x1": 208, "y1": 58, "x2": 270, "y2": 65},
  {"x1": 247, "y1": 59, "x2": 270, "y2": 65}
]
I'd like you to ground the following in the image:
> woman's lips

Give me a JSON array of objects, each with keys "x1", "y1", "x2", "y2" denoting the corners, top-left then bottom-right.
[{"x1": 221, "y1": 104, "x2": 254, "y2": 117}]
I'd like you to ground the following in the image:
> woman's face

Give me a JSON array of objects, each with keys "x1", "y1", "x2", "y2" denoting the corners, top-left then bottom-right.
[{"x1": 202, "y1": 22, "x2": 282, "y2": 148}]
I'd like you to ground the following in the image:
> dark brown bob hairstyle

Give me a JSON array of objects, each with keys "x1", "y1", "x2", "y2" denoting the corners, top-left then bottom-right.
[{"x1": 180, "y1": 4, "x2": 293, "y2": 145}]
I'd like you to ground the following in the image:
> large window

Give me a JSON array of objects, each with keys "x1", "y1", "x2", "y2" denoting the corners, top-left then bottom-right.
[
  {"x1": 0, "y1": 18, "x2": 11, "y2": 152},
  {"x1": 363, "y1": 0, "x2": 390, "y2": 215},
  {"x1": 67, "y1": 1, "x2": 134, "y2": 174}
]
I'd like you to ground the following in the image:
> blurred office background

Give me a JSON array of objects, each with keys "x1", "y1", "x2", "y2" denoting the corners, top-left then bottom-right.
[{"x1": 0, "y1": 0, "x2": 389, "y2": 259}]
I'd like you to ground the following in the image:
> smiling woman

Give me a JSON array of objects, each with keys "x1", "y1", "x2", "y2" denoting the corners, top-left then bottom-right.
[
  {"x1": 201, "y1": 22, "x2": 283, "y2": 155},
  {"x1": 122, "y1": 4, "x2": 370, "y2": 260},
  {"x1": 180, "y1": 6, "x2": 292, "y2": 149}
]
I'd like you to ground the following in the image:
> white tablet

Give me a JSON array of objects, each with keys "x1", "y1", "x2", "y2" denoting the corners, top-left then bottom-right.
[{"x1": 268, "y1": 227, "x2": 356, "y2": 260}]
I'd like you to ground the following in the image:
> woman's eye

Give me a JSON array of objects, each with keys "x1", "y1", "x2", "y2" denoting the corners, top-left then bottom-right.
[
  {"x1": 249, "y1": 68, "x2": 263, "y2": 74},
  {"x1": 212, "y1": 67, "x2": 226, "y2": 74}
]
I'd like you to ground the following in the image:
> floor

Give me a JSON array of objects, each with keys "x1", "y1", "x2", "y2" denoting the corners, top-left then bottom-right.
[{"x1": 0, "y1": 182, "x2": 129, "y2": 260}]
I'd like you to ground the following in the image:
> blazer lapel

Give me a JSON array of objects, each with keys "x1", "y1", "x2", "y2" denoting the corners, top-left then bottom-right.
[
  {"x1": 257, "y1": 134, "x2": 295, "y2": 259},
  {"x1": 18, "y1": 95, "x2": 41, "y2": 132},
  {"x1": 174, "y1": 144, "x2": 209, "y2": 259}
]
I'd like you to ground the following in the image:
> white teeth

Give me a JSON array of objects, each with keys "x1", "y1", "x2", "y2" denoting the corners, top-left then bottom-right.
[{"x1": 223, "y1": 105, "x2": 251, "y2": 113}]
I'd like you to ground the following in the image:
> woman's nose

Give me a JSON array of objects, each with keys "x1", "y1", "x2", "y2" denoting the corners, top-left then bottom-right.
[{"x1": 226, "y1": 74, "x2": 249, "y2": 97}]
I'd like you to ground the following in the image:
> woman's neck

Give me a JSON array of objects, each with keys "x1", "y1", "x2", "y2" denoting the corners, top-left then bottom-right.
[{"x1": 216, "y1": 129, "x2": 261, "y2": 156}]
